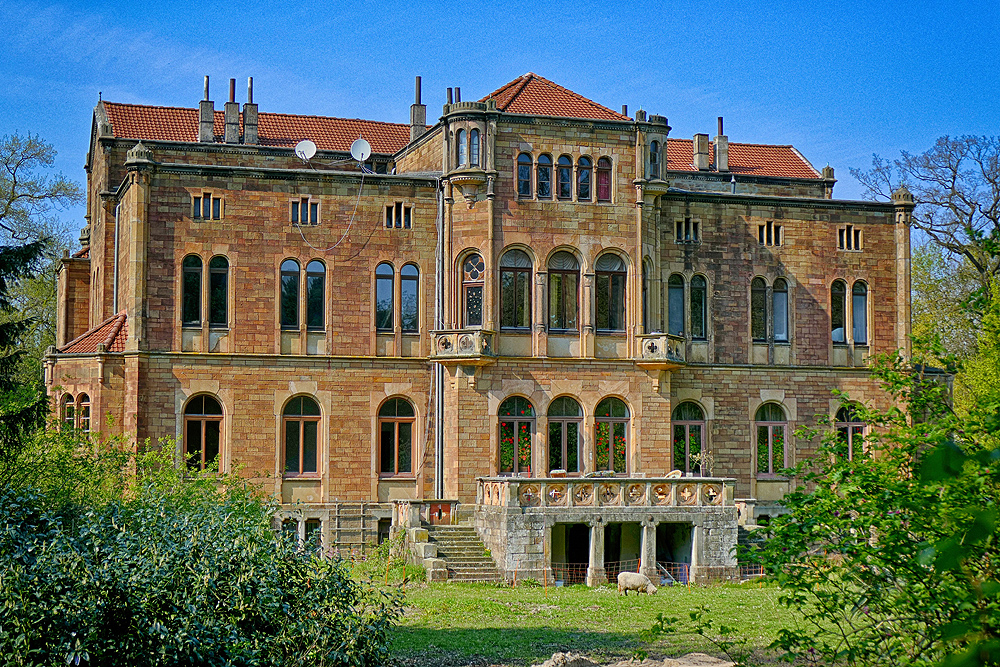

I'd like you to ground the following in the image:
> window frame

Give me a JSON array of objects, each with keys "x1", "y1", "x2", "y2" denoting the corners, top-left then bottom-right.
[
  {"x1": 773, "y1": 278, "x2": 789, "y2": 343},
  {"x1": 576, "y1": 156, "x2": 592, "y2": 201},
  {"x1": 852, "y1": 281, "x2": 869, "y2": 345},
  {"x1": 835, "y1": 405, "x2": 867, "y2": 461},
  {"x1": 61, "y1": 393, "x2": 75, "y2": 430},
  {"x1": 499, "y1": 249, "x2": 532, "y2": 331},
  {"x1": 556, "y1": 155, "x2": 573, "y2": 200},
  {"x1": 76, "y1": 393, "x2": 90, "y2": 433},
  {"x1": 282, "y1": 396, "x2": 321, "y2": 478},
  {"x1": 547, "y1": 396, "x2": 582, "y2": 475},
  {"x1": 690, "y1": 275, "x2": 707, "y2": 340},
  {"x1": 400, "y1": 264, "x2": 420, "y2": 333},
  {"x1": 498, "y1": 396, "x2": 535, "y2": 476},
  {"x1": 469, "y1": 128, "x2": 480, "y2": 167},
  {"x1": 595, "y1": 253, "x2": 627, "y2": 333},
  {"x1": 182, "y1": 255, "x2": 203, "y2": 327},
  {"x1": 649, "y1": 141, "x2": 660, "y2": 180},
  {"x1": 378, "y1": 397, "x2": 416, "y2": 477},
  {"x1": 547, "y1": 251, "x2": 580, "y2": 332},
  {"x1": 517, "y1": 153, "x2": 533, "y2": 198},
  {"x1": 596, "y1": 157, "x2": 612, "y2": 202},
  {"x1": 755, "y1": 403, "x2": 788, "y2": 477},
  {"x1": 184, "y1": 394, "x2": 223, "y2": 472},
  {"x1": 192, "y1": 192, "x2": 222, "y2": 220},
  {"x1": 208, "y1": 256, "x2": 229, "y2": 329},
  {"x1": 751, "y1": 277, "x2": 768, "y2": 342},
  {"x1": 306, "y1": 260, "x2": 326, "y2": 331},
  {"x1": 290, "y1": 197, "x2": 319, "y2": 225},
  {"x1": 594, "y1": 397, "x2": 630, "y2": 474},
  {"x1": 667, "y1": 274, "x2": 685, "y2": 337},
  {"x1": 462, "y1": 253, "x2": 485, "y2": 328},
  {"x1": 536, "y1": 154, "x2": 553, "y2": 199},
  {"x1": 672, "y1": 402, "x2": 705, "y2": 475},
  {"x1": 375, "y1": 262, "x2": 395, "y2": 332},
  {"x1": 280, "y1": 259, "x2": 301, "y2": 330},
  {"x1": 456, "y1": 128, "x2": 467, "y2": 167},
  {"x1": 831, "y1": 279, "x2": 847, "y2": 344}
]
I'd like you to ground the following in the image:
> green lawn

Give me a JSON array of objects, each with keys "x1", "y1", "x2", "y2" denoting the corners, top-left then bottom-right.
[{"x1": 391, "y1": 580, "x2": 794, "y2": 667}]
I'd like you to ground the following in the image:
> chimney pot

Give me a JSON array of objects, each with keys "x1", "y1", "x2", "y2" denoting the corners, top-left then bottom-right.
[
  {"x1": 447, "y1": 87, "x2": 453, "y2": 105},
  {"x1": 247, "y1": 77, "x2": 253, "y2": 104},
  {"x1": 229, "y1": 78, "x2": 236, "y2": 103},
  {"x1": 713, "y1": 120, "x2": 729, "y2": 172},
  {"x1": 203, "y1": 75, "x2": 210, "y2": 101},
  {"x1": 718, "y1": 116, "x2": 724, "y2": 136},
  {"x1": 455, "y1": 87, "x2": 461, "y2": 103},
  {"x1": 622, "y1": 104, "x2": 628, "y2": 116},
  {"x1": 415, "y1": 76, "x2": 422, "y2": 104},
  {"x1": 410, "y1": 76, "x2": 428, "y2": 142}
]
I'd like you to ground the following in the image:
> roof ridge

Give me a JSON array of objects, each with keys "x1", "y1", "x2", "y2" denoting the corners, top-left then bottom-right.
[
  {"x1": 102, "y1": 101, "x2": 407, "y2": 129},
  {"x1": 667, "y1": 137, "x2": 796, "y2": 149},
  {"x1": 103, "y1": 312, "x2": 127, "y2": 349}
]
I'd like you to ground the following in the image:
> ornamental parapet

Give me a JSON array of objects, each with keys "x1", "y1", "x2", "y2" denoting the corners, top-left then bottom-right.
[
  {"x1": 430, "y1": 329, "x2": 497, "y2": 365},
  {"x1": 476, "y1": 476, "x2": 734, "y2": 509},
  {"x1": 635, "y1": 333, "x2": 685, "y2": 370}
]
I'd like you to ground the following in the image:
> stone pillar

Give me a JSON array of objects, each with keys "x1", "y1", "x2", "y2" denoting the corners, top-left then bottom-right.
[
  {"x1": 689, "y1": 521, "x2": 702, "y2": 584},
  {"x1": 586, "y1": 520, "x2": 606, "y2": 586},
  {"x1": 640, "y1": 520, "x2": 658, "y2": 580}
]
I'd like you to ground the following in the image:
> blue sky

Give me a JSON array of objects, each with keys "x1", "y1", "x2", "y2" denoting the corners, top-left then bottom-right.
[{"x1": 2, "y1": 0, "x2": 997, "y2": 244}]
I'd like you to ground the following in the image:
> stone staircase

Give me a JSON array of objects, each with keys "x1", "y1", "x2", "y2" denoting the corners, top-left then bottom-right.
[{"x1": 426, "y1": 525, "x2": 502, "y2": 582}]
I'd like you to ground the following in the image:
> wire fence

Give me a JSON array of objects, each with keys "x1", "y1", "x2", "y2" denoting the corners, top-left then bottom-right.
[
  {"x1": 603, "y1": 559, "x2": 640, "y2": 581},
  {"x1": 739, "y1": 563, "x2": 767, "y2": 580},
  {"x1": 655, "y1": 561, "x2": 690, "y2": 585},
  {"x1": 550, "y1": 562, "x2": 588, "y2": 585}
]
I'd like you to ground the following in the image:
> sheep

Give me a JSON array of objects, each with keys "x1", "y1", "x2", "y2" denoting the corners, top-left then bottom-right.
[{"x1": 617, "y1": 571, "x2": 657, "y2": 596}]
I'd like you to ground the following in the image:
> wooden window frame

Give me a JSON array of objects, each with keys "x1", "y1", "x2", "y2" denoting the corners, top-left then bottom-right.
[
  {"x1": 556, "y1": 155, "x2": 573, "y2": 200},
  {"x1": 596, "y1": 157, "x2": 612, "y2": 202},
  {"x1": 517, "y1": 153, "x2": 533, "y2": 198}
]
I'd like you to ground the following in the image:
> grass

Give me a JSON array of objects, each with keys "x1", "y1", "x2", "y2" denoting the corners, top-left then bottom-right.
[{"x1": 390, "y1": 580, "x2": 795, "y2": 667}]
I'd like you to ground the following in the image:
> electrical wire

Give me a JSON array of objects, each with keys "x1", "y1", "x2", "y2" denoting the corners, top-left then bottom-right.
[{"x1": 294, "y1": 167, "x2": 365, "y2": 253}]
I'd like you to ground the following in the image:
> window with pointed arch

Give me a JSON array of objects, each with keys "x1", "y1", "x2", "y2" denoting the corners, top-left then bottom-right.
[
  {"x1": 280, "y1": 259, "x2": 300, "y2": 330},
  {"x1": 61, "y1": 394, "x2": 75, "y2": 430},
  {"x1": 595, "y1": 254, "x2": 627, "y2": 332},
  {"x1": 596, "y1": 157, "x2": 612, "y2": 201},
  {"x1": 557, "y1": 155, "x2": 573, "y2": 199},
  {"x1": 577, "y1": 156, "x2": 592, "y2": 201},
  {"x1": 500, "y1": 249, "x2": 531, "y2": 330},
  {"x1": 831, "y1": 279, "x2": 847, "y2": 343},
  {"x1": 470, "y1": 129, "x2": 480, "y2": 167},
  {"x1": 853, "y1": 281, "x2": 868, "y2": 344},
  {"x1": 649, "y1": 141, "x2": 660, "y2": 180},
  {"x1": 456, "y1": 129, "x2": 467, "y2": 167},
  {"x1": 517, "y1": 153, "x2": 533, "y2": 198},
  {"x1": 208, "y1": 256, "x2": 228, "y2": 328},
  {"x1": 537, "y1": 154, "x2": 553, "y2": 199},
  {"x1": 548, "y1": 251, "x2": 579, "y2": 331},
  {"x1": 755, "y1": 403, "x2": 787, "y2": 476},
  {"x1": 185, "y1": 395, "x2": 223, "y2": 471},
  {"x1": 673, "y1": 402, "x2": 705, "y2": 475},
  {"x1": 835, "y1": 404, "x2": 866, "y2": 460},
  {"x1": 499, "y1": 396, "x2": 534, "y2": 476},
  {"x1": 182, "y1": 255, "x2": 202, "y2": 326},
  {"x1": 595, "y1": 397, "x2": 629, "y2": 473},
  {"x1": 375, "y1": 262, "x2": 394, "y2": 331},
  {"x1": 751, "y1": 278, "x2": 768, "y2": 342},
  {"x1": 548, "y1": 397, "x2": 582, "y2": 474},
  {"x1": 77, "y1": 394, "x2": 90, "y2": 432},
  {"x1": 379, "y1": 397, "x2": 415, "y2": 476},
  {"x1": 462, "y1": 253, "x2": 485, "y2": 327},
  {"x1": 284, "y1": 396, "x2": 320, "y2": 476},
  {"x1": 667, "y1": 274, "x2": 684, "y2": 336},
  {"x1": 306, "y1": 260, "x2": 325, "y2": 330},
  {"x1": 691, "y1": 275, "x2": 707, "y2": 340}
]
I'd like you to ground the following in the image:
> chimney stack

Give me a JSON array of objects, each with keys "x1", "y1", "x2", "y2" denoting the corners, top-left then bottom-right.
[
  {"x1": 455, "y1": 87, "x2": 461, "y2": 103},
  {"x1": 447, "y1": 87, "x2": 453, "y2": 104},
  {"x1": 199, "y1": 75, "x2": 215, "y2": 142},
  {"x1": 713, "y1": 117, "x2": 728, "y2": 172},
  {"x1": 224, "y1": 78, "x2": 240, "y2": 144},
  {"x1": 621, "y1": 104, "x2": 628, "y2": 117},
  {"x1": 693, "y1": 133, "x2": 711, "y2": 170},
  {"x1": 410, "y1": 76, "x2": 427, "y2": 142},
  {"x1": 243, "y1": 77, "x2": 258, "y2": 145}
]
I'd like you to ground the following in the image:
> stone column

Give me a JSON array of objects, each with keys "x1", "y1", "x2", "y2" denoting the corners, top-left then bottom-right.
[
  {"x1": 640, "y1": 520, "x2": 658, "y2": 580},
  {"x1": 586, "y1": 520, "x2": 606, "y2": 586},
  {"x1": 689, "y1": 520, "x2": 702, "y2": 584}
]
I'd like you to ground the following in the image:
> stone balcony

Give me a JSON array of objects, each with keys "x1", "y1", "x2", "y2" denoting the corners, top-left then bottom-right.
[
  {"x1": 634, "y1": 333, "x2": 685, "y2": 370},
  {"x1": 430, "y1": 329, "x2": 497, "y2": 365},
  {"x1": 477, "y1": 475, "x2": 733, "y2": 509}
]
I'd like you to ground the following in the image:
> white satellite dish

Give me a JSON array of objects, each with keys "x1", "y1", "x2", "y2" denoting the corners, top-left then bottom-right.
[
  {"x1": 350, "y1": 137, "x2": 372, "y2": 162},
  {"x1": 294, "y1": 139, "x2": 317, "y2": 161}
]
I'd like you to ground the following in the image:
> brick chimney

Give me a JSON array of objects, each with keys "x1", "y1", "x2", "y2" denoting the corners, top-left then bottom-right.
[
  {"x1": 224, "y1": 78, "x2": 240, "y2": 144},
  {"x1": 693, "y1": 133, "x2": 710, "y2": 170},
  {"x1": 198, "y1": 76, "x2": 215, "y2": 142},
  {"x1": 243, "y1": 77, "x2": 258, "y2": 145},
  {"x1": 713, "y1": 117, "x2": 728, "y2": 172},
  {"x1": 410, "y1": 76, "x2": 427, "y2": 142}
]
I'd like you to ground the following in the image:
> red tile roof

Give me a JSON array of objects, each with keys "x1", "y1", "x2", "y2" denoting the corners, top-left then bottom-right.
[
  {"x1": 72, "y1": 246, "x2": 89, "y2": 259},
  {"x1": 481, "y1": 73, "x2": 630, "y2": 121},
  {"x1": 665, "y1": 139, "x2": 820, "y2": 179},
  {"x1": 102, "y1": 102, "x2": 411, "y2": 154},
  {"x1": 59, "y1": 312, "x2": 127, "y2": 354}
]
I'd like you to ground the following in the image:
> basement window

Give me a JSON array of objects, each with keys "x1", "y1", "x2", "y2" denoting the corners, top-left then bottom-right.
[
  {"x1": 675, "y1": 218, "x2": 700, "y2": 243},
  {"x1": 291, "y1": 198, "x2": 319, "y2": 225},
  {"x1": 758, "y1": 221, "x2": 782, "y2": 247},
  {"x1": 838, "y1": 225, "x2": 862, "y2": 251},
  {"x1": 385, "y1": 203, "x2": 412, "y2": 229},
  {"x1": 193, "y1": 193, "x2": 222, "y2": 220}
]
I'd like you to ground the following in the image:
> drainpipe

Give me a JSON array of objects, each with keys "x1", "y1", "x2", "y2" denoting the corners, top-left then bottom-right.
[
  {"x1": 113, "y1": 204, "x2": 120, "y2": 313},
  {"x1": 434, "y1": 178, "x2": 445, "y2": 500}
]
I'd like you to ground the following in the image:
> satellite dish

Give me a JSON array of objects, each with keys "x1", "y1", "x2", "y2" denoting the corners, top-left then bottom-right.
[
  {"x1": 350, "y1": 137, "x2": 372, "y2": 162},
  {"x1": 294, "y1": 139, "x2": 317, "y2": 161}
]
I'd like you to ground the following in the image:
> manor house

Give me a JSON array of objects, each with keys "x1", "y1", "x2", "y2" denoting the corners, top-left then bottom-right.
[{"x1": 46, "y1": 73, "x2": 913, "y2": 584}]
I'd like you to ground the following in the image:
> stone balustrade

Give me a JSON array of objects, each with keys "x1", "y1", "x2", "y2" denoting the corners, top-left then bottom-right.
[{"x1": 477, "y1": 475, "x2": 733, "y2": 509}]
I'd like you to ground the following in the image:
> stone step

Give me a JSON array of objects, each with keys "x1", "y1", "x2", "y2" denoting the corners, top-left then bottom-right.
[{"x1": 425, "y1": 525, "x2": 500, "y2": 583}]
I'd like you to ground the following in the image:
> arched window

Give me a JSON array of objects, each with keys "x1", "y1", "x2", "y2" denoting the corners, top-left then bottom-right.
[
  {"x1": 517, "y1": 153, "x2": 533, "y2": 198},
  {"x1": 595, "y1": 254, "x2": 626, "y2": 332},
  {"x1": 208, "y1": 256, "x2": 228, "y2": 328},
  {"x1": 755, "y1": 403, "x2": 787, "y2": 476},
  {"x1": 283, "y1": 396, "x2": 320, "y2": 476},
  {"x1": 831, "y1": 280, "x2": 847, "y2": 343},
  {"x1": 182, "y1": 255, "x2": 202, "y2": 326},
  {"x1": 400, "y1": 264, "x2": 419, "y2": 333},
  {"x1": 379, "y1": 398, "x2": 415, "y2": 476},
  {"x1": 500, "y1": 249, "x2": 531, "y2": 330},
  {"x1": 596, "y1": 157, "x2": 612, "y2": 202},
  {"x1": 557, "y1": 155, "x2": 573, "y2": 199},
  {"x1": 537, "y1": 154, "x2": 552, "y2": 199},
  {"x1": 577, "y1": 156, "x2": 592, "y2": 201},
  {"x1": 835, "y1": 404, "x2": 866, "y2": 460},
  {"x1": 595, "y1": 398, "x2": 629, "y2": 473},
  {"x1": 548, "y1": 251, "x2": 579, "y2": 331},
  {"x1": 642, "y1": 261, "x2": 650, "y2": 332},
  {"x1": 306, "y1": 260, "x2": 325, "y2": 330},
  {"x1": 470, "y1": 129, "x2": 480, "y2": 167},
  {"x1": 77, "y1": 394, "x2": 90, "y2": 433},
  {"x1": 184, "y1": 395, "x2": 223, "y2": 471},
  {"x1": 456, "y1": 129, "x2": 467, "y2": 166},
  {"x1": 667, "y1": 274, "x2": 684, "y2": 336},
  {"x1": 672, "y1": 402, "x2": 705, "y2": 475},
  {"x1": 751, "y1": 278, "x2": 767, "y2": 342},
  {"x1": 691, "y1": 275, "x2": 707, "y2": 340},
  {"x1": 773, "y1": 278, "x2": 788, "y2": 342},
  {"x1": 375, "y1": 262, "x2": 394, "y2": 331},
  {"x1": 853, "y1": 281, "x2": 868, "y2": 344},
  {"x1": 548, "y1": 397, "x2": 582, "y2": 474},
  {"x1": 499, "y1": 396, "x2": 534, "y2": 475},
  {"x1": 462, "y1": 253, "x2": 485, "y2": 327},
  {"x1": 280, "y1": 259, "x2": 300, "y2": 330},
  {"x1": 649, "y1": 141, "x2": 660, "y2": 180},
  {"x1": 61, "y1": 394, "x2": 74, "y2": 430}
]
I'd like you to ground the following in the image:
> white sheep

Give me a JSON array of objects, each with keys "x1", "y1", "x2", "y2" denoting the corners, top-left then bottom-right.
[{"x1": 617, "y1": 571, "x2": 657, "y2": 595}]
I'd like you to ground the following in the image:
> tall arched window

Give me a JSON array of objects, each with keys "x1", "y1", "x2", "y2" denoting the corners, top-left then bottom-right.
[
  {"x1": 469, "y1": 129, "x2": 480, "y2": 167},
  {"x1": 61, "y1": 394, "x2": 74, "y2": 430},
  {"x1": 853, "y1": 281, "x2": 868, "y2": 344},
  {"x1": 182, "y1": 255, "x2": 202, "y2": 326},
  {"x1": 835, "y1": 404, "x2": 866, "y2": 460},
  {"x1": 649, "y1": 141, "x2": 660, "y2": 179},
  {"x1": 462, "y1": 253, "x2": 485, "y2": 327},
  {"x1": 668, "y1": 274, "x2": 684, "y2": 336},
  {"x1": 306, "y1": 260, "x2": 325, "y2": 330},
  {"x1": 456, "y1": 129, "x2": 467, "y2": 166},
  {"x1": 691, "y1": 275, "x2": 707, "y2": 340},
  {"x1": 751, "y1": 278, "x2": 767, "y2": 342},
  {"x1": 577, "y1": 157, "x2": 592, "y2": 201},
  {"x1": 379, "y1": 397, "x2": 415, "y2": 476},
  {"x1": 642, "y1": 261, "x2": 650, "y2": 332},
  {"x1": 500, "y1": 249, "x2": 531, "y2": 330},
  {"x1": 184, "y1": 395, "x2": 223, "y2": 471},
  {"x1": 499, "y1": 396, "x2": 534, "y2": 476},
  {"x1": 284, "y1": 396, "x2": 320, "y2": 476},
  {"x1": 595, "y1": 397, "x2": 629, "y2": 473},
  {"x1": 596, "y1": 157, "x2": 612, "y2": 202},
  {"x1": 280, "y1": 259, "x2": 300, "y2": 330},
  {"x1": 375, "y1": 262, "x2": 394, "y2": 331},
  {"x1": 755, "y1": 403, "x2": 787, "y2": 476},
  {"x1": 77, "y1": 394, "x2": 90, "y2": 433},
  {"x1": 208, "y1": 256, "x2": 228, "y2": 328},
  {"x1": 557, "y1": 155, "x2": 573, "y2": 199},
  {"x1": 400, "y1": 264, "x2": 419, "y2": 333},
  {"x1": 773, "y1": 278, "x2": 788, "y2": 342},
  {"x1": 672, "y1": 402, "x2": 705, "y2": 475},
  {"x1": 537, "y1": 154, "x2": 552, "y2": 199},
  {"x1": 595, "y1": 254, "x2": 626, "y2": 332},
  {"x1": 831, "y1": 280, "x2": 847, "y2": 343},
  {"x1": 517, "y1": 153, "x2": 533, "y2": 198},
  {"x1": 548, "y1": 251, "x2": 579, "y2": 331},
  {"x1": 548, "y1": 396, "x2": 582, "y2": 474}
]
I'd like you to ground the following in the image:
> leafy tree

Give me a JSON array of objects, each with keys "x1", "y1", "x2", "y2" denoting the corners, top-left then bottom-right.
[{"x1": 911, "y1": 243, "x2": 979, "y2": 361}]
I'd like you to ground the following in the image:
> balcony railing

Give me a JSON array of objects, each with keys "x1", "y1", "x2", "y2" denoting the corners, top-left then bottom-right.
[
  {"x1": 477, "y1": 476, "x2": 734, "y2": 509},
  {"x1": 635, "y1": 333, "x2": 685, "y2": 367},
  {"x1": 430, "y1": 329, "x2": 496, "y2": 363}
]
